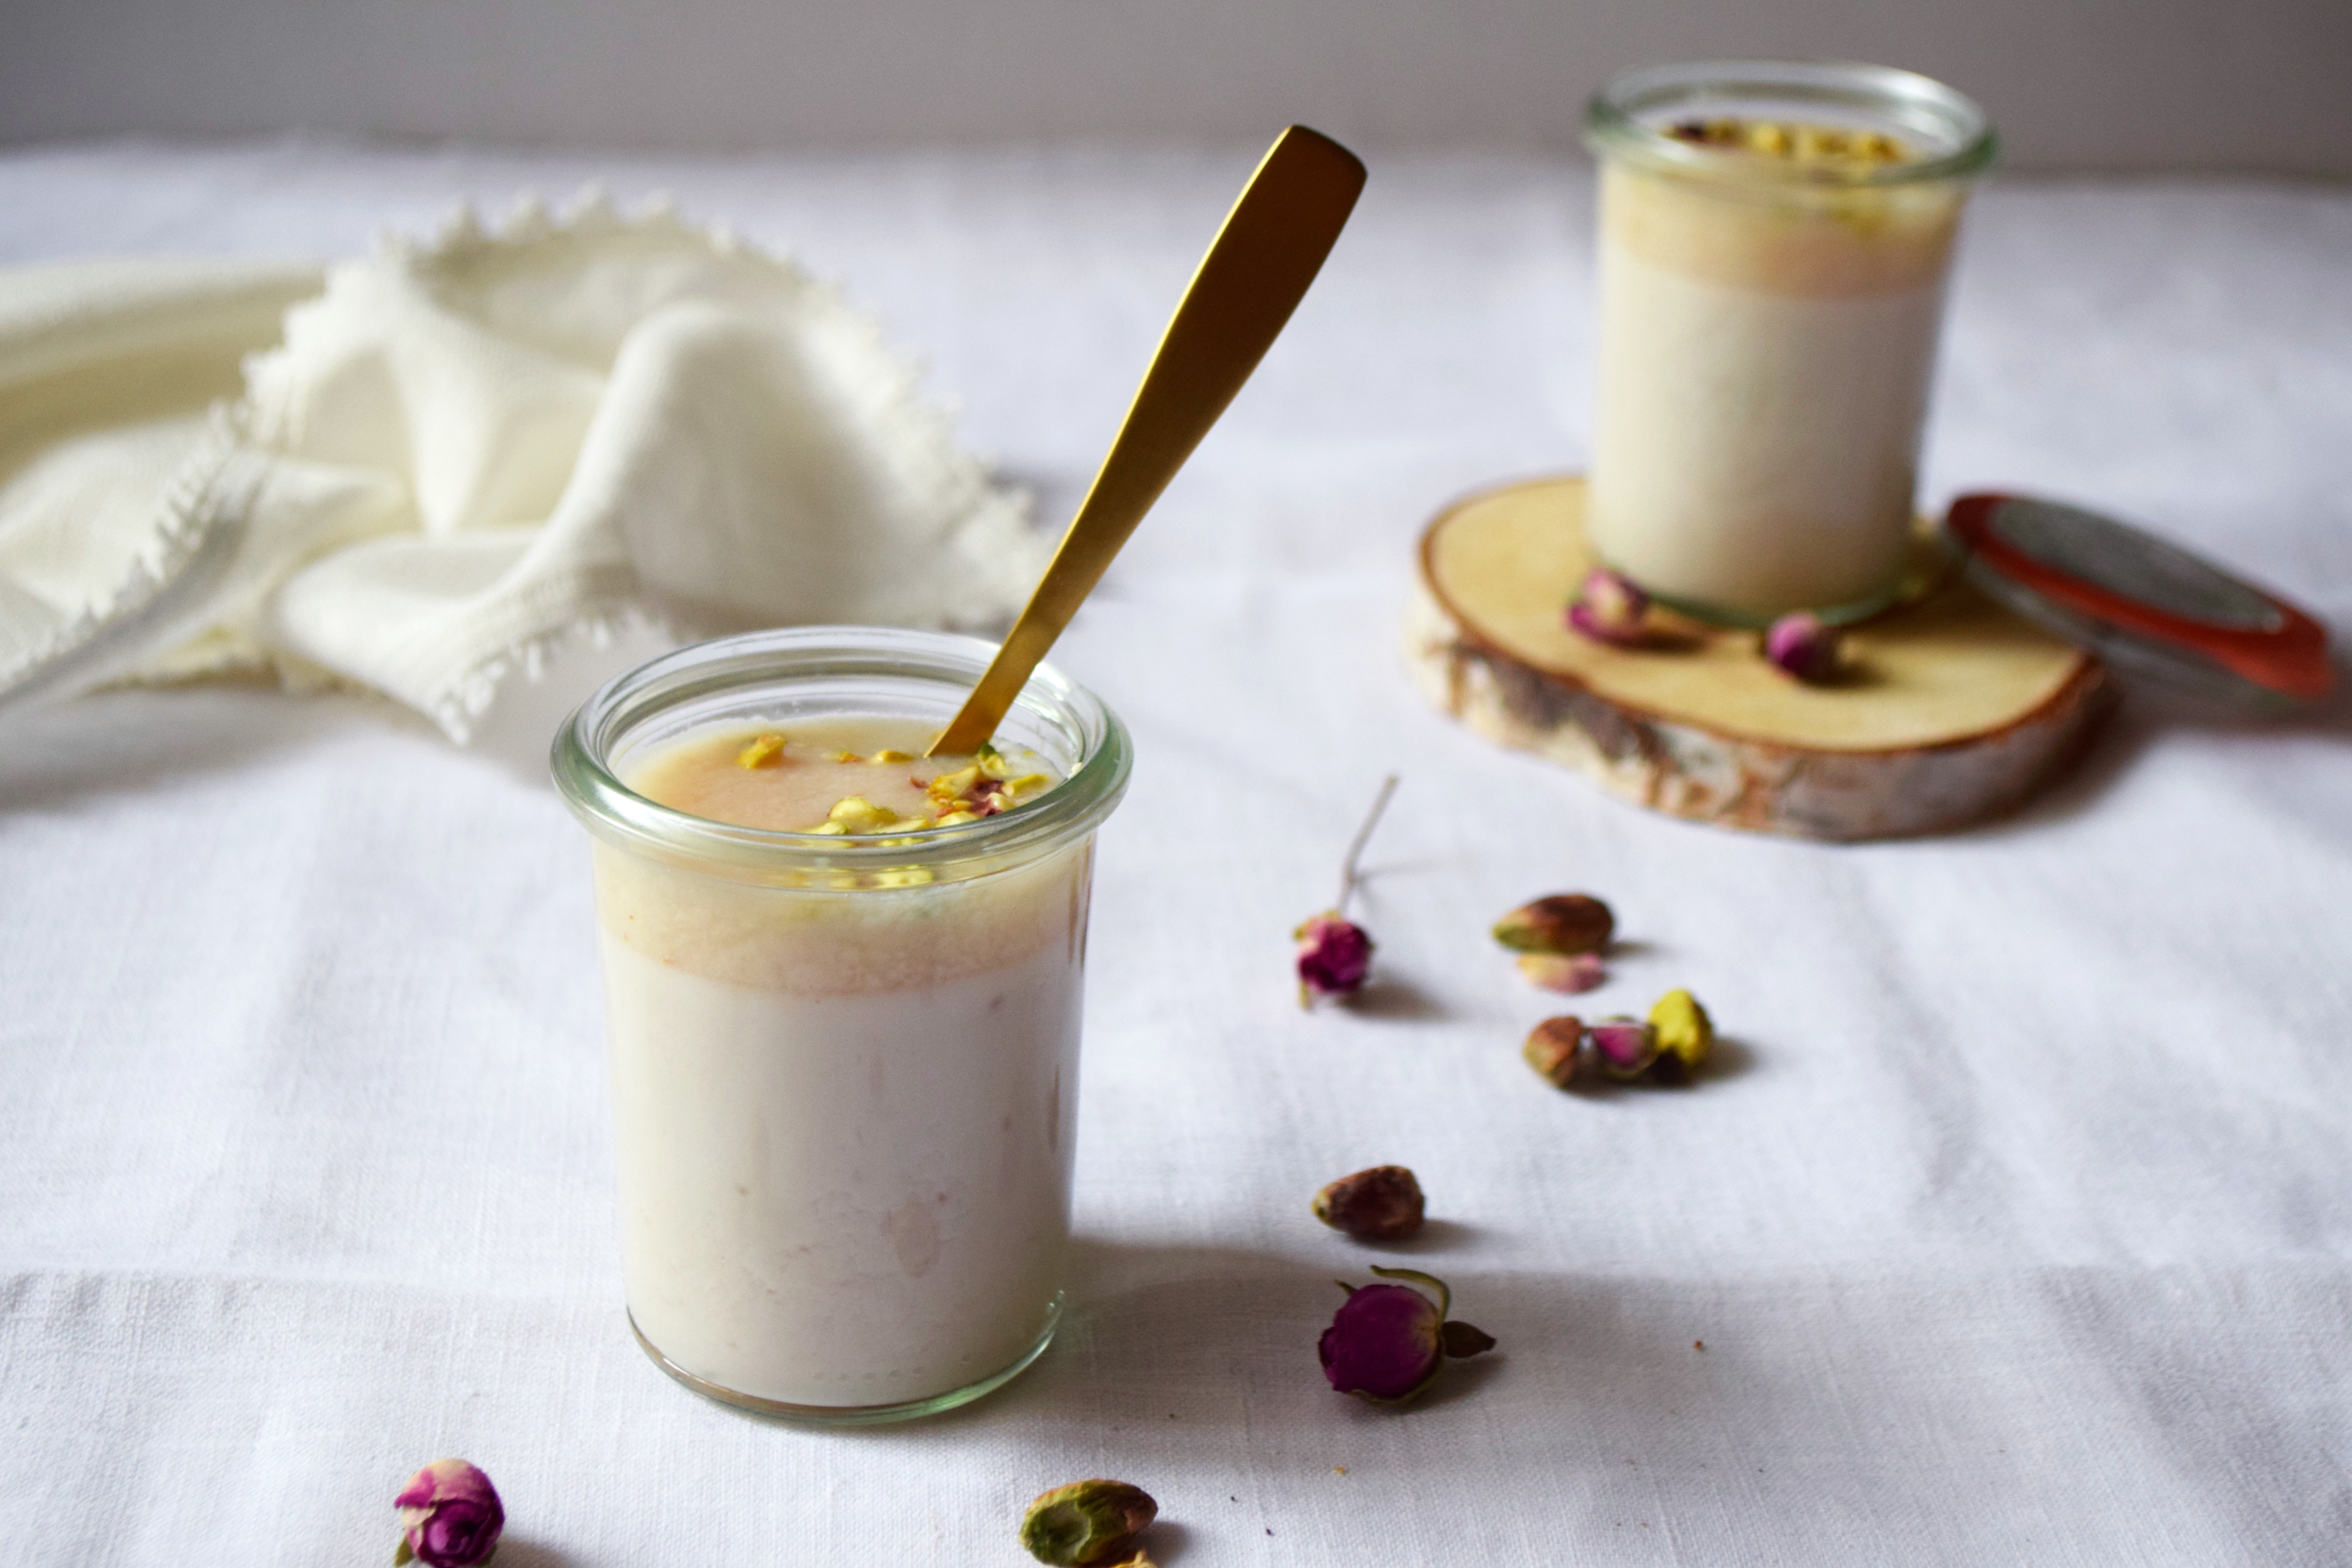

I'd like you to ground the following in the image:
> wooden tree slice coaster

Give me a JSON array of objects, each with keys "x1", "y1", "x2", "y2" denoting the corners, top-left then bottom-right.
[{"x1": 1406, "y1": 474, "x2": 2114, "y2": 840}]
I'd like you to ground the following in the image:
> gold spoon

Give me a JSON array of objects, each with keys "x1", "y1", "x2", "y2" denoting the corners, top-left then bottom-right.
[{"x1": 927, "y1": 125, "x2": 1366, "y2": 756}]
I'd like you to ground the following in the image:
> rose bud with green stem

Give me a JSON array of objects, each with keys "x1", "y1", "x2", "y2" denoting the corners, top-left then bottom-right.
[
  {"x1": 393, "y1": 1460, "x2": 503, "y2": 1568},
  {"x1": 1294, "y1": 774, "x2": 1399, "y2": 1005},
  {"x1": 1319, "y1": 1267, "x2": 1496, "y2": 1405}
]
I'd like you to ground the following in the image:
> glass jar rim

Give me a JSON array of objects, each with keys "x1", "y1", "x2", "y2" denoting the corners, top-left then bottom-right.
[
  {"x1": 550, "y1": 625, "x2": 1131, "y2": 880},
  {"x1": 1586, "y1": 59, "x2": 1998, "y2": 189}
]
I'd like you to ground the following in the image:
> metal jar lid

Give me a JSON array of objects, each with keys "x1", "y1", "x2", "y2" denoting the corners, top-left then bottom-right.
[{"x1": 1946, "y1": 493, "x2": 2334, "y2": 707}]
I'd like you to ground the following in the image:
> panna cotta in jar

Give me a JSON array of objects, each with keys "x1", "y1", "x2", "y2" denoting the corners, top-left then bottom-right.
[
  {"x1": 552, "y1": 629, "x2": 1131, "y2": 1422},
  {"x1": 1585, "y1": 62, "x2": 1997, "y2": 624}
]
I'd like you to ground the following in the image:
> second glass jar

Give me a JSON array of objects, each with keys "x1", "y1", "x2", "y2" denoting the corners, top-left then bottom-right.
[{"x1": 1585, "y1": 60, "x2": 1997, "y2": 625}]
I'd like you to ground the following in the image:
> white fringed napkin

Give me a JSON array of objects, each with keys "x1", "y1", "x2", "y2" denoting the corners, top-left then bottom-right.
[{"x1": 0, "y1": 196, "x2": 1045, "y2": 738}]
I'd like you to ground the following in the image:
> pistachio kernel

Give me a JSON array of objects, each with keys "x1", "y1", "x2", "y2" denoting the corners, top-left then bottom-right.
[
  {"x1": 1313, "y1": 1165, "x2": 1427, "y2": 1242},
  {"x1": 1522, "y1": 1016, "x2": 1585, "y2": 1089},
  {"x1": 734, "y1": 732, "x2": 787, "y2": 769},
  {"x1": 1517, "y1": 952, "x2": 1605, "y2": 993},
  {"x1": 806, "y1": 796, "x2": 900, "y2": 834},
  {"x1": 1648, "y1": 988, "x2": 1715, "y2": 1082},
  {"x1": 1020, "y1": 1479, "x2": 1157, "y2": 1567},
  {"x1": 1588, "y1": 1018, "x2": 1660, "y2": 1081},
  {"x1": 1493, "y1": 894, "x2": 1615, "y2": 956}
]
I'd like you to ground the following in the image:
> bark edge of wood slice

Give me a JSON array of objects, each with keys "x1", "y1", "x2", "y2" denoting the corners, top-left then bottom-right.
[{"x1": 1408, "y1": 474, "x2": 2115, "y2": 841}]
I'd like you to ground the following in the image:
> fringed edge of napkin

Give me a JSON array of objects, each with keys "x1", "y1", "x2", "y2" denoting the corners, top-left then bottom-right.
[{"x1": 0, "y1": 410, "x2": 274, "y2": 712}]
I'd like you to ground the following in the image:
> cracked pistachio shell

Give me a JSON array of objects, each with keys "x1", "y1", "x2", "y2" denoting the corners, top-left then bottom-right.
[
  {"x1": 1492, "y1": 894, "x2": 1614, "y2": 956},
  {"x1": 1522, "y1": 1016, "x2": 1584, "y2": 1088},
  {"x1": 1020, "y1": 1479, "x2": 1157, "y2": 1566}
]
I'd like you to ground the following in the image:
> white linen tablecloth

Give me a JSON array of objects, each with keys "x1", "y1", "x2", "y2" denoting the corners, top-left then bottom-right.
[{"x1": 2, "y1": 140, "x2": 2348, "y2": 1566}]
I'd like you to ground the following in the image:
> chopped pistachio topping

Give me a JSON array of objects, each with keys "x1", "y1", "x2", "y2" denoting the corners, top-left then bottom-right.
[
  {"x1": 808, "y1": 796, "x2": 902, "y2": 834},
  {"x1": 1668, "y1": 117, "x2": 1909, "y2": 167},
  {"x1": 735, "y1": 732, "x2": 787, "y2": 769},
  {"x1": 870, "y1": 749, "x2": 915, "y2": 764}
]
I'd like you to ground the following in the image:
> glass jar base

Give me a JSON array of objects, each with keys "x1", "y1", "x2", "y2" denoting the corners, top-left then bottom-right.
[
  {"x1": 627, "y1": 1297, "x2": 1063, "y2": 1426},
  {"x1": 1604, "y1": 521, "x2": 1952, "y2": 631},
  {"x1": 1638, "y1": 574, "x2": 1906, "y2": 632}
]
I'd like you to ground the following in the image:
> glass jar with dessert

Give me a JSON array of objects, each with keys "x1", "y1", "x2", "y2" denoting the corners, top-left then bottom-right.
[
  {"x1": 1585, "y1": 60, "x2": 1997, "y2": 626},
  {"x1": 552, "y1": 625, "x2": 1130, "y2": 1423}
]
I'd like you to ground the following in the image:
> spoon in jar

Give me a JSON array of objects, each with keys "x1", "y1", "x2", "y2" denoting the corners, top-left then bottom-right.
[{"x1": 926, "y1": 125, "x2": 1366, "y2": 756}]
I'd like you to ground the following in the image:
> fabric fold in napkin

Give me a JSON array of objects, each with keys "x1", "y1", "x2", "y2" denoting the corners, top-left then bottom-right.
[{"x1": 0, "y1": 194, "x2": 1045, "y2": 738}]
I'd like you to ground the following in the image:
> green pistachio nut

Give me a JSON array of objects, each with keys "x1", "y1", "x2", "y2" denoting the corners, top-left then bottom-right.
[
  {"x1": 1021, "y1": 1479, "x2": 1157, "y2": 1566},
  {"x1": 1492, "y1": 894, "x2": 1614, "y2": 956},
  {"x1": 1648, "y1": 988, "x2": 1714, "y2": 1079}
]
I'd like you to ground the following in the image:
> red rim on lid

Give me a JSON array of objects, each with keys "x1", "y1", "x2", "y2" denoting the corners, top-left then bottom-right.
[{"x1": 1946, "y1": 493, "x2": 2334, "y2": 707}]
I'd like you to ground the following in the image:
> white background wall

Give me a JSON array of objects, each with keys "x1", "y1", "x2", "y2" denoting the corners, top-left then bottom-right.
[{"x1": 6, "y1": 0, "x2": 2351, "y2": 172}]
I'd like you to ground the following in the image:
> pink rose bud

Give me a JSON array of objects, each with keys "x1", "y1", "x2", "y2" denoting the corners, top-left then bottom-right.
[
  {"x1": 394, "y1": 1460, "x2": 504, "y2": 1568},
  {"x1": 1587, "y1": 1018, "x2": 1660, "y2": 1081},
  {"x1": 1294, "y1": 911, "x2": 1373, "y2": 1002},
  {"x1": 1764, "y1": 611, "x2": 1840, "y2": 682},
  {"x1": 1566, "y1": 568, "x2": 1649, "y2": 646},
  {"x1": 1318, "y1": 1267, "x2": 1496, "y2": 1406}
]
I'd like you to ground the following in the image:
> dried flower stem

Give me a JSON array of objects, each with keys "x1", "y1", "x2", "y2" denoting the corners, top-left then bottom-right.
[{"x1": 1335, "y1": 774, "x2": 1399, "y2": 913}]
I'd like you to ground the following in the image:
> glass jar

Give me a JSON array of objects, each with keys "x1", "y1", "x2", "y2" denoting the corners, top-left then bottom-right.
[
  {"x1": 551, "y1": 626, "x2": 1131, "y2": 1423},
  {"x1": 1585, "y1": 61, "x2": 1997, "y2": 625}
]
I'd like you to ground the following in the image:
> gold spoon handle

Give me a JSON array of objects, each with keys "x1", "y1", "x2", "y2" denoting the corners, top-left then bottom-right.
[{"x1": 928, "y1": 125, "x2": 1366, "y2": 756}]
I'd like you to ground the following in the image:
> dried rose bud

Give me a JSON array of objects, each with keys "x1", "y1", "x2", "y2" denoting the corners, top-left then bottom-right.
[
  {"x1": 394, "y1": 1460, "x2": 503, "y2": 1568},
  {"x1": 1319, "y1": 1267, "x2": 1495, "y2": 1405},
  {"x1": 1522, "y1": 1016, "x2": 1584, "y2": 1088},
  {"x1": 1295, "y1": 912, "x2": 1373, "y2": 1002},
  {"x1": 1647, "y1": 988, "x2": 1715, "y2": 1083},
  {"x1": 1516, "y1": 952, "x2": 1605, "y2": 993},
  {"x1": 1313, "y1": 1165, "x2": 1426, "y2": 1241},
  {"x1": 1020, "y1": 1479, "x2": 1158, "y2": 1566},
  {"x1": 1588, "y1": 1018, "x2": 1660, "y2": 1081},
  {"x1": 1764, "y1": 611, "x2": 1840, "y2": 682},
  {"x1": 1566, "y1": 568, "x2": 1649, "y2": 646},
  {"x1": 1492, "y1": 893, "x2": 1614, "y2": 956}
]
